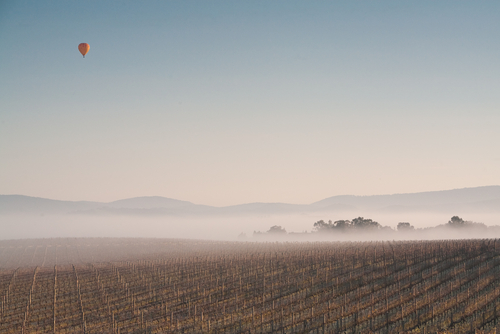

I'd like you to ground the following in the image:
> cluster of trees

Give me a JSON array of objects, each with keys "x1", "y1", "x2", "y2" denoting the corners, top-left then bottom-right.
[
  {"x1": 396, "y1": 222, "x2": 415, "y2": 231},
  {"x1": 253, "y1": 225, "x2": 287, "y2": 237},
  {"x1": 253, "y1": 216, "x2": 490, "y2": 237},
  {"x1": 447, "y1": 216, "x2": 487, "y2": 229},
  {"x1": 311, "y1": 216, "x2": 488, "y2": 234},
  {"x1": 313, "y1": 217, "x2": 385, "y2": 232},
  {"x1": 313, "y1": 217, "x2": 416, "y2": 233}
]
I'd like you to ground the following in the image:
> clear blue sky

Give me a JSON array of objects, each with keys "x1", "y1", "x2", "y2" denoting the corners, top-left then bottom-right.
[{"x1": 1, "y1": 1, "x2": 499, "y2": 206}]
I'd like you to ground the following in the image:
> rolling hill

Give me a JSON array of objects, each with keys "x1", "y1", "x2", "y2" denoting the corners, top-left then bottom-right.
[{"x1": 1, "y1": 186, "x2": 499, "y2": 216}]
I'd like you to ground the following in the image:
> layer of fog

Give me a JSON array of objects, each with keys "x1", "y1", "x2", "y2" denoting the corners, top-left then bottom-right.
[{"x1": 1, "y1": 210, "x2": 500, "y2": 241}]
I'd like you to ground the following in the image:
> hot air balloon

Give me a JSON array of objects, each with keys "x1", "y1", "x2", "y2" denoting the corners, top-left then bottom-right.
[{"x1": 78, "y1": 43, "x2": 90, "y2": 58}]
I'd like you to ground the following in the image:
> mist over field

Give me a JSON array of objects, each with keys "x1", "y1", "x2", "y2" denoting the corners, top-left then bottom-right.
[
  {"x1": 1, "y1": 186, "x2": 499, "y2": 241},
  {"x1": 1, "y1": 210, "x2": 499, "y2": 242}
]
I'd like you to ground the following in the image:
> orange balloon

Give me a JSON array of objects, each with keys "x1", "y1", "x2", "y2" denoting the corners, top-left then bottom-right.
[{"x1": 78, "y1": 43, "x2": 90, "y2": 58}]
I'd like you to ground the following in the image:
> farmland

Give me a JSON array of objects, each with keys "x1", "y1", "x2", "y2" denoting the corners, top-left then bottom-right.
[{"x1": 0, "y1": 238, "x2": 499, "y2": 333}]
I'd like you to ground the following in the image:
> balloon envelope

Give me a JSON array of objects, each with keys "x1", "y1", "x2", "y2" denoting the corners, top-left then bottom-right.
[{"x1": 78, "y1": 43, "x2": 90, "y2": 57}]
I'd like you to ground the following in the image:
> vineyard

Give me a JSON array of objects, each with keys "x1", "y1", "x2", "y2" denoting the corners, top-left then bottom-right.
[{"x1": 1, "y1": 238, "x2": 500, "y2": 333}]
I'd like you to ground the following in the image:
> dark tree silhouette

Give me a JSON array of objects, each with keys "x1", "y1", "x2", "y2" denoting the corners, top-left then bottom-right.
[
  {"x1": 397, "y1": 222, "x2": 414, "y2": 231},
  {"x1": 351, "y1": 217, "x2": 380, "y2": 230},
  {"x1": 448, "y1": 216, "x2": 466, "y2": 227},
  {"x1": 314, "y1": 217, "x2": 381, "y2": 232},
  {"x1": 267, "y1": 225, "x2": 287, "y2": 234}
]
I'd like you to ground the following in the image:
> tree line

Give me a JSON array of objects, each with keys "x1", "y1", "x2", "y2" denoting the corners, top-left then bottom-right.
[{"x1": 254, "y1": 216, "x2": 492, "y2": 237}]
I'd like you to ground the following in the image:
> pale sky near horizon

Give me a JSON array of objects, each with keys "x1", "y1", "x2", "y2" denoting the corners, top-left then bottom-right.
[{"x1": 1, "y1": 1, "x2": 499, "y2": 206}]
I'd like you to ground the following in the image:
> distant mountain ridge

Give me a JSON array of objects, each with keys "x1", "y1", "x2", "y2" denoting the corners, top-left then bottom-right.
[
  {"x1": 311, "y1": 186, "x2": 500, "y2": 208},
  {"x1": 1, "y1": 186, "x2": 500, "y2": 216},
  {"x1": 0, "y1": 195, "x2": 101, "y2": 214},
  {"x1": 106, "y1": 196, "x2": 197, "y2": 209}
]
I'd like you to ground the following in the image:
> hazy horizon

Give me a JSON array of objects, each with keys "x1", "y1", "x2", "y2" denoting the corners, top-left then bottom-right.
[
  {"x1": 2, "y1": 211, "x2": 500, "y2": 242},
  {"x1": 2, "y1": 184, "x2": 500, "y2": 206}
]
